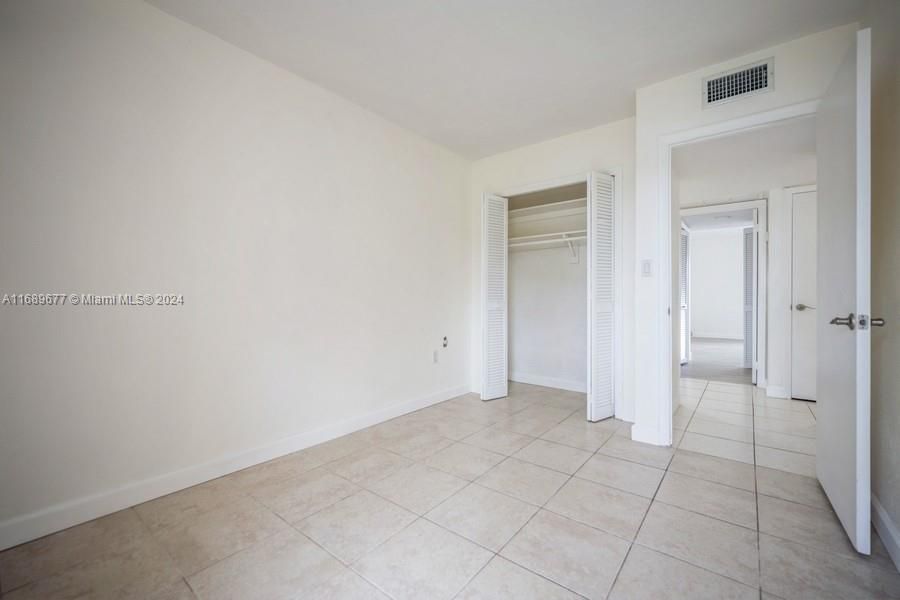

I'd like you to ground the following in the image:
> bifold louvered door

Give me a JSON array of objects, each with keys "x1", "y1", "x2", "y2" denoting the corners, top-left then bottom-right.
[
  {"x1": 482, "y1": 193, "x2": 508, "y2": 400},
  {"x1": 587, "y1": 172, "x2": 616, "y2": 421}
]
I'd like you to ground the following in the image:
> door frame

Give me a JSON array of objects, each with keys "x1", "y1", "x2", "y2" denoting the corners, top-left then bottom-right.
[
  {"x1": 654, "y1": 101, "x2": 818, "y2": 439},
  {"x1": 484, "y1": 168, "x2": 625, "y2": 418},
  {"x1": 785, "y1": 184, "x2": 817, "y2": 400},
  {"x1": 680, "y1": 199, "x2": 769, "y2": 387}
]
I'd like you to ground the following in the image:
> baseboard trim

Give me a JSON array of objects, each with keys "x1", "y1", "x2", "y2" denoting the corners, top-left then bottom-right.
[
  {"x1": 0, "y1": 384, "x2": 469, "y2": 551},
  {"x1": 509, "y1": 372, "x2": 586, "y2": 393},
  {"x1": 873, "y1": 494, "x2": 900, "y2": 572},
  {"x1": 765, "y1": 385, "x2": 789, "y2": 399}
]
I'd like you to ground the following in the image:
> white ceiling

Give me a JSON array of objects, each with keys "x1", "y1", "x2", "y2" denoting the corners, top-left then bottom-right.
[
  {"x1": 673, "y1": 116, "x2": 817, "y2": 207},
  {"x1": 147, "y1": 0, "x2": 863, "y2": 158}
]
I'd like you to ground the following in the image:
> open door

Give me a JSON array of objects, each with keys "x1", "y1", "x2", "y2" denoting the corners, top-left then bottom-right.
[
  {"x1": 481, "y1": 193, "x2": 508, "y2": 400},
  {"x1": 679, "y1": 227, "x2": 691, "y2": 365},
  {"x1": 816, "y1": 28, "x2": 872, "y2": 554},
  {"x1": 587, "y1": 172, "x2": 616, "y2": 421}
]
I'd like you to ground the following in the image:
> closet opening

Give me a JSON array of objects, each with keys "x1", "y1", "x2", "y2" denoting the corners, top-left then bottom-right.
[{"x1": 482, "y1": 172, "x2": 621, "y2": 423}]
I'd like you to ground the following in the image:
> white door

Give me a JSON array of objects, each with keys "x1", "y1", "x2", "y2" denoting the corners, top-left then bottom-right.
[
  {"x1": 679, "y1": 228, "x2": 690, "y2": 365},
  {"x1": 587, "y1": 172, "x2": 616, "y2": 421},
  {"x1": 742, "y1": 226, "x2": 755, "y2": 375},
  {"x1": 482, "y1": 193, "x2": 508, "y2": 400},
  {"x1": 791, "y1": 190, "x2": 817, "y2": 400},
  {"x1": 816, "y1": 28, "x2": 872, "y2": 554}
]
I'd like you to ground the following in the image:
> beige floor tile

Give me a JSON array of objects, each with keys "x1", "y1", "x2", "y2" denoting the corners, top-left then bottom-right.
[
  {"x1": 355, "y1": 519, "x2": 492, "y2": 600},
  {"x1": 753, "y1": 405, "x2": 816, "y2": 425},
  {"x1": 3, "y1": 535, "x2": 182, "y2": 600},
  {"x1": 597, "y1": 436, "x2": 674, "y2": 469},
  {"x1": 753, "y1": 396, "x2": 813, "y2": 413},
  {"x1": 296, "y1": 490, "x2": 415, "y2": 564},
  {"x1": 187, "y1": 528, "x2": 343, "y2": 600},
  {"x1": 419, "y1": 415, "x2": 487, "y2": 441},
  {"x1": 753, "y1": 417, "x2": 816, "y2": 439},
  {"x1": 656, "y1": 472, "x2": 757, "y2": 529},
  {"x1": 759, "y1": 533, "x2": 900, "y2": 600},
  {"x1": 367, "y1": 463, "x2": 467, "y2": 515},
  {"x1": 758, "y1": 495, "x2": 857, "y2": 558},
  {"x1": 673, "y1": 409, "x2": 693, "y2": 430},
  {"x1": 700, "y1": 390, "x2": 754, "y2": 405},
  {"x1": 426, "y1": 483, "x2": 538, "y2": 551},
  {"x1": 636, "y1": 502, "x2": 759, "y2": 587},
  {"x1": 513, "y1": 439, "x2": 592, "y2": 474},
  {"x1": 135, "y1": 478, "x2": 245, "y2": 534},
  {"x1": 539, "y1": 421, "x2": 614, "y2": 452},
  {"x1": 146, "y1": 579, "x2": 199, "y2": 599},
  {"x1": 546, "y1": 477, "x2": 650, "y2": 540},
  {"x1": 227, "y1": 451, "x2": 324, "y2": 490},
  {"x1": 378, "y1": 431, "x2": 454, "y2": 460},
  {"x1": 687, "y1": 418, "x2": 754, "y2": 443},
  {"x1": 756, "y1": 467, "x2": 829, "y2": 510},
  {"x1": 462, "y1": 427, "x2": 534, "y2": 455},
  {"x1": 755, "y1": 446, "x2": 816, "y2": 477},
  {"x1": 693, "y1": 408, "x2": 754, "y2": 428},
  {"x1": 424, "y1": 442, "x2": 505, "y2": 480},
  {"x1": 310, "y1": 568, "x2": 390, "y2": 599},
  {"x1": 668, "y1": 451, "x2": 755, "y2": 492},
  {"x1": 493, "y1": 414, "x2": 562, "y2": 437},
  {"x1": 609, "y1": 544, "x2": 758, "y2": 600},
  {"x1": 153, "y1": 496, "x2": 287, "y2": 576},
  {"x1": 754, "y1": 429, "x2": 816, "y2": 455},
  {"x1": 457, "y1": 556, "x2": 581, "y2": 600},
  {"x1": 574, "y1": 453, "x2": 664, "y2": 498},
  {"x1": 305, "y1": 432, "x2": 375, "y2": 464},
  {"x1": 327, "y1": 449, "x2": 413, "y2": 486},
  {"x1": 679, "y1": 433, "x2": 754, "y2": 464},
  {"x1": 699, "y1": 398, "x2": 754, "y2": 415},
  {"x1": 250, "y1": 467, "x2": 359, "y2": 524},
  {"x1": 475, "y1": 458, "x2": 569, "y2": 506},
  {"x1": 0, "y1": 509, "x2": 148, "y2": 593},
  {"x1": 500, "y1": 510, "x2": 629, "y2": 599}
]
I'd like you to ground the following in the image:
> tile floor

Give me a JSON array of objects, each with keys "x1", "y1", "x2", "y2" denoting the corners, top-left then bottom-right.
[
  {"x1": 680, "y1": 337, "x2": 752, "y2": 385},
  {"x1": 2, "y1": 381, "x2": 899, "y2": 599}
]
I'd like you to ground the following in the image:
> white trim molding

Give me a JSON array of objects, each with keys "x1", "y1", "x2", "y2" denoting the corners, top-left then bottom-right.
[
  {"x1": 873, "y1": 495, "x2": 900, "y2": 572},
  {"x1": 0, "y1": 384, "x2": 470, "y2": 551}
]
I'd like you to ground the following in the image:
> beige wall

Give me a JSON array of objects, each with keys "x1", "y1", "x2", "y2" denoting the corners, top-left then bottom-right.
[
  {"x1": 0, "y1": 0, "x2": 470, "y2": 548},
  {"x1": 863, "y1": 0, "x2": 900, "y2": 567},
  {"x1": 469, "y1": 118, "x2": 636, "y2": 420}
]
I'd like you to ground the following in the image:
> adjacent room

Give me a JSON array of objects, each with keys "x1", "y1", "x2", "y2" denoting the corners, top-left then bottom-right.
[{"x1": 1, "y1": 1, "x2": 899, "y2": 599}]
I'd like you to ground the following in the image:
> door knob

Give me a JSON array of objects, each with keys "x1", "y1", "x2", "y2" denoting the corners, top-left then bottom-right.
[
  {"x1": 795, "y1": 303, "x2": 815, "y2": 311},
  {"x1": 872, "y1": 317, "x2": 886, "y2": 327},
  {"x1": 829, "y1": 313, "x2": 856, "y2": 330}
]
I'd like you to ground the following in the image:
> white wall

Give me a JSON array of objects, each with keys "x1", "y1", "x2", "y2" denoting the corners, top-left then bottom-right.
[
  {"x1": 689, "y1": 228, "x2": 745, "y2": 340},
  {"x1": 0, "y1": 0, "x2": 470, "y2": 549},
  {"x1": 469, "y1": 118, "x2": 636, "y2": 419},
  {"x1": 633, "y1": 24, "x2": 857, "y2": 445},
  {"x1": 864, "y1": 0, "x2": 900, "y2": 570},
  {"x1": 509, "y1": 245, "x2": 587, "y2": 392}
]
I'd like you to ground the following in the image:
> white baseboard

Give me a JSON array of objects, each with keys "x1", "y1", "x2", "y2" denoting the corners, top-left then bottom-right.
[
  {"x1": 765, "y1": 385, "x2": 789, "y2": 399},
  {"x1": 873, "y1": 494, "x2": 900, "y2": 572},
  {"x1": 0, "y1": 384, "x2": 469, "y2": 552},
  {"x1": 509, "y1": 372, "x2": 586, "y2": 393}
]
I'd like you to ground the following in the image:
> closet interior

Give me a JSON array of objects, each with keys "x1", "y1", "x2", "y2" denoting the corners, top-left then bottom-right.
[{"x1": 507, "y1": 182, "x2": 588, "y2": 394}]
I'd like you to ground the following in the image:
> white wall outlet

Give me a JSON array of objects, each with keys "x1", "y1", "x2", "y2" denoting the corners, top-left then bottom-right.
[
  {"x1": 433, "y1": 350, "x2": 439, "y2": 364},
  {"x1": 641, "y1": 259, "x2": 653, "y2": 277}
]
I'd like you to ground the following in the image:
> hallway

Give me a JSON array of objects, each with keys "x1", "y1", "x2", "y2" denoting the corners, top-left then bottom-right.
[{"x1": 680, "y1": 337, "x2": 752, "y2": 385}]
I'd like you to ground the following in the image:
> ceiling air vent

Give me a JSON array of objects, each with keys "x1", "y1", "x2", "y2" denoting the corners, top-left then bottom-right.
[{"x1": 703, "y1": 58, "x2": 773, "y2": 107}]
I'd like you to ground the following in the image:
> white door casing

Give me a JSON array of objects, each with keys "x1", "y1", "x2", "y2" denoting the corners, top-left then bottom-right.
[
  {"x1": 743, "y1": 226, "x2": 754, "y2": 372},
  {"x1": 587, "y1": 172, "x2": 616, "y2": 421},
  {"x1": 791, "y1": 190, "x2": 818, "y2": 400},
  {"x1": 815, "y1": 28, "x2": 871, "y2": 554},
  {"x1": 481, "y1": 193, "x2": 508, "y2": 400}
]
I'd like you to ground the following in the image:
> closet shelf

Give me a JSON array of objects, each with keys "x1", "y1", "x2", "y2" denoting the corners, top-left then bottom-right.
[{"x1": 509, "y1": 230, "x2": 586, "y2": 257}]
